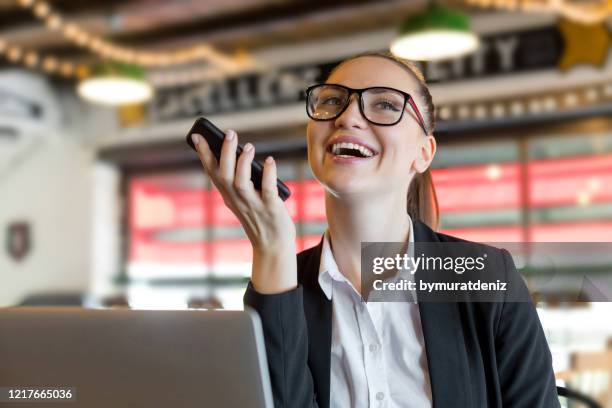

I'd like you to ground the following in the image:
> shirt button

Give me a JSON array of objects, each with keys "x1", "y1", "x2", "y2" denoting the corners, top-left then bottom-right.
[
  {"x1": 376, "y1": 391, "x2": 385, "y2": 401},
  {"x1": 369, "y1": 344, "x2": 378, "y2": 352}
]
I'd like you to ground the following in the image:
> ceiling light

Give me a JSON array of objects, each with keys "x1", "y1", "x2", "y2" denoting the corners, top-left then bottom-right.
[
  {"x1": 77, "y1": 63, "x2": 153, "y2": 106},
  {"x1": 390, "y1": 4, "x2": 479, "y2": 61}
]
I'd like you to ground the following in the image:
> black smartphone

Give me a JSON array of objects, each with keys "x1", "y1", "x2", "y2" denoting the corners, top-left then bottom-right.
[{"x1": 186, "y1": 117, "x2": 291, "y2": 201}]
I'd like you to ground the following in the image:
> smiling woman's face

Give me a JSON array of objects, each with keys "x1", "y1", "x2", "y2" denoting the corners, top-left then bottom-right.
[{"x1": 306, "y1": 56, "x2": 435, "y2": 199}]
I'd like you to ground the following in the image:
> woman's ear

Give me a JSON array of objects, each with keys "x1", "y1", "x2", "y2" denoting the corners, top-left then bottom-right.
[{"x1": 414, "y1": 135, "x2": 436, "y2": 173}]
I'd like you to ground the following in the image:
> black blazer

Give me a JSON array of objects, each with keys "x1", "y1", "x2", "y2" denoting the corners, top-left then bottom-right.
[{"x1": 244, "y1": 219, "x2": 560, "y2": 408}]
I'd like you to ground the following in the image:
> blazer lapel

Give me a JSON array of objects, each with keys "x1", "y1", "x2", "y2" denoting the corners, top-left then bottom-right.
[
  {"x1": 299, "y1": 239, "x2": 332, "y2": 408},
  {"x1": 413, "y1": 220, "x2": 473, "y2": 408}
]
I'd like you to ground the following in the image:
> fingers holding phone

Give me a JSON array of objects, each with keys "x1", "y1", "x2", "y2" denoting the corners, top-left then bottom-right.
[
  {"x1": 191, "y1": 129, "x2": 295, "y2": 251},
  {"x1": 190, "y1": 133, "x2": 218, "y2": 177},
  {"x1": 261, "y1": 156, "x2": 280, "y2": 205},
  {"x1": 191, "y1": 130, "x2": 260, "y2": 210},
  {"x1": 234, "y1": 141, "x2": 257, "y2": 201},
  {"x1": 218, "y1": 129, "x2": 238, "y2": 187}
]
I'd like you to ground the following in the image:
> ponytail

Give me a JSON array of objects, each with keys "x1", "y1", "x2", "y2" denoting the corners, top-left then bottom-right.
[{"x1": 407, "y1": 169, "x2": 439, "y2": 230}]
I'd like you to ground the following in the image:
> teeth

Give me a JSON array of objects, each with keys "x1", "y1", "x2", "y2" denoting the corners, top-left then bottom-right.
[{"x1": 330, "y1": 142, "x2": 374, "y2": 157}]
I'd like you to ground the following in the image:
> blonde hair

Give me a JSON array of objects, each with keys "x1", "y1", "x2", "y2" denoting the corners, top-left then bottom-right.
[{"x1": 327, "y1": 51, "x2": 440, "y2": 230}]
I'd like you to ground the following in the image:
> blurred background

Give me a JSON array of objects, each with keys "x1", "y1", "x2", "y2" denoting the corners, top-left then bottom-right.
[{"x1": 1, "y1": 0, "x2": 611, "y2": 405}]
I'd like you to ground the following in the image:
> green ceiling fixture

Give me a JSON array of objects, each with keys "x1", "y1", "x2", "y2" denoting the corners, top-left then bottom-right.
[
  {"x1": 390, "y1": 3, "x2": 480, "y2": 61},
  {"x1": 77, "y1": 62, "x2": 153, "y2": 106}
]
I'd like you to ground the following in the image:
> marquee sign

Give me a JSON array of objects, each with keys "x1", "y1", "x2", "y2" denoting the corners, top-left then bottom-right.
[{"x1": 150, "y1": 21, "x2": 607, "y2": 122}]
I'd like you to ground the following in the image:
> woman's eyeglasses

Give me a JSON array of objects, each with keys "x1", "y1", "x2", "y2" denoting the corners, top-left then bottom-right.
[{"x1": 305, "y1": 83, "x2": 427, "y2": 133}]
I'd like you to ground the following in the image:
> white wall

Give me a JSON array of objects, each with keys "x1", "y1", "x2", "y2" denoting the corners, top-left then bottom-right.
[
  {"x1": 0, "y1": 135, "x2": 94, "y2": 306},
  {"x1": 0, "y1": 71, "x2": 96, "y2": 306}
]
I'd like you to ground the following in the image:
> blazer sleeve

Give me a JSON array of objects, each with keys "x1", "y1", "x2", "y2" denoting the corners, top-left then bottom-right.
[
  {"x1": 244, "y1": 282, "x2": 319, "y2": 408},
  {"x1": 495, "y1": 249, "x2": 560, "y2": 408}
]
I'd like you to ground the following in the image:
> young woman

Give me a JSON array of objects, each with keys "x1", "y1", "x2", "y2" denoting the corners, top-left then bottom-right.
[{"x1": 191, "y1": 52, "x2": 560, "y2": 408}]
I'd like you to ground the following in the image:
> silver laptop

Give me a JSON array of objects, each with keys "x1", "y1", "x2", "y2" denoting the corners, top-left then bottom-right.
[{"x1": 0, "y1": 307, "x2": 273, "y2": 408}]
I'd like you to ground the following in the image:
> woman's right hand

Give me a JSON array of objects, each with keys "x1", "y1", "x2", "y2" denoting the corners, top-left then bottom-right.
[{"x1": 191, "y1": 130, "x2": 298, "y2": 294}]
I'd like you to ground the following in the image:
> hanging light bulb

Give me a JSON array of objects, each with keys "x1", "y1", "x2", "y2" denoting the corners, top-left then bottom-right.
[
  {"x1": 77, "y1": 63, "x2": 153, "y2": 106},
  {"x1": 390, "y1": 3, "x2": 479, "y2": 61}
]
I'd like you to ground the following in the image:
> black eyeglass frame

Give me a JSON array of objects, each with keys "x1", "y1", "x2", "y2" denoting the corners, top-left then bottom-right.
[{"x1": 305, "y1": 83, "x2": 428, "y2": 134}]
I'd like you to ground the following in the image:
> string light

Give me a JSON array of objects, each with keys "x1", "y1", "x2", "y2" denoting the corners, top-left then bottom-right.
[
  {"x1": 438, "y1": 106, "x2": 452, "y2": 120},
  {"x1": 528, "y1": 99, "x2": 543, "y2": 114},
  {"x1": 564, "y1": 93, "x2": 579, "y2": 107},
  {"x1": 543, "y1": 97, "x2": 557, "y2": 112},
  {"x1": 42, "y1": 56, "x2": 58, "y2": 73},
  {"x1": 16, "y1": 0, "x2": 249, "y2": 72},
  {"x1": 59, "y1": 61, "x2": 74, "y2": 77},
  {"x1": 510, "y1": 101, "x2": 524, "y2": 116},
  {"x1": 585, "y1": 87, "x2": 599, "y2": 102},
  {"x1": 491, "y1": 103, "x2": 505, "y2": 118},
  {"x1": 473, "y1": 104, "x2": 487, "y2": 119},
  {"x1": 45, "y1": 13, "x2": 62, "y2": 30},
  {"x1": 24, "y1": 51, "x2": 38, "y2": 67},
  {"x1": 457, "y1": 105, "x2": 471, "y2": 119},
  {"x1": 32, "y1": 1, "x2": 50, "y2": 18},
  {"x1": 435, "y1": 81, "x2": 612, "y2": 121},
  {"x1": 0, "y1": 36, "x2": 87, "y2": 79},
  {"x1": 465, "y1": 0, "x2": 612, "y2": 24},
  {"x1": 7, "y1": 46, "x2": 23, "y2": 62}
]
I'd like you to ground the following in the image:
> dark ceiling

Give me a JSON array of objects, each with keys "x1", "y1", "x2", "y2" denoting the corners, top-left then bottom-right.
[{"x1": 0, "y1": 0, "x2": 436, "y2": 66}]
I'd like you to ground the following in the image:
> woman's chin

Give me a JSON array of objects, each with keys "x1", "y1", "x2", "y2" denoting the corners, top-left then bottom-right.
[{"x1": 320, "y1": 175, "x2": 376, "y2": 198}]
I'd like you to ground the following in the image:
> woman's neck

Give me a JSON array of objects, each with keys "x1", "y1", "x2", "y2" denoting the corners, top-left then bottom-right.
[{"x1": 325, "y1": 192, "x2": 411, "y2": 294}]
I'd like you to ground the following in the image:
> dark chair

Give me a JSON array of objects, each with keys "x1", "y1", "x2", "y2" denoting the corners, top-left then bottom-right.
[
  {"x1": 18, "y1": 292, "x2": 84, "y2": 306},
  {"x1": 557, "y1": 385, "x2": 602, "y2": 408}
]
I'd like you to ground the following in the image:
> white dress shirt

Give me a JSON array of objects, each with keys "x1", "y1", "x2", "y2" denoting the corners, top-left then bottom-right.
[{"x1": 318, "y1": 216, "x2": 432, "y2": 408}]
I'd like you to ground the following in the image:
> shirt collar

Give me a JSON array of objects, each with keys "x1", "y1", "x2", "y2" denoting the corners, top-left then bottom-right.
[{"x1": 317, "y1": 214, "x2": 415, "y2": 301}]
